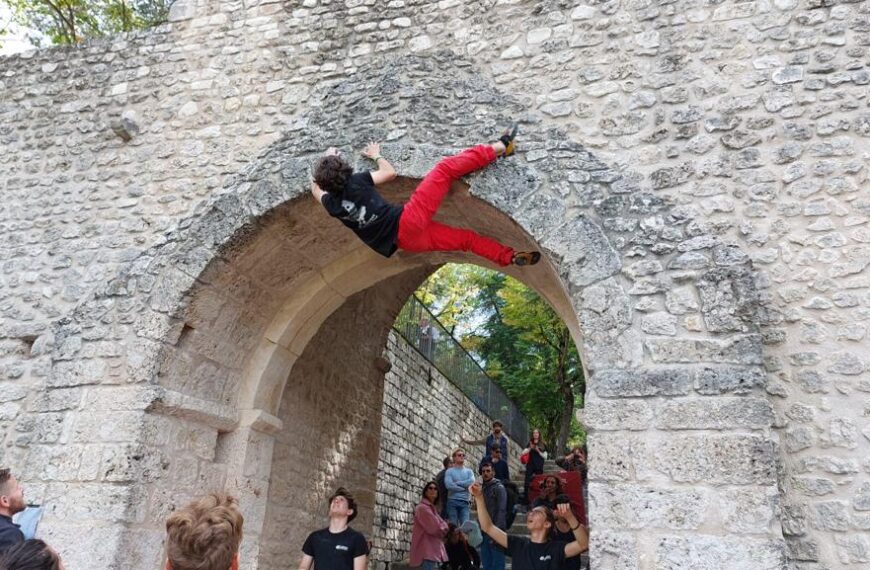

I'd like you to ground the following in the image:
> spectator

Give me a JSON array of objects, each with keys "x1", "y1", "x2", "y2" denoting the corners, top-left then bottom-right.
[
  {"x1": 409, "y1": 481, "x2": 448, "y2": 570},
  {"x1": 556, "y1": 445, "x2": 589, "y2": 514},
  {"x1": 471, "y1": 483, "x2": 588, "y2": 570},
  {"x1": 462, "y1": 421, "x2": 509, "y2": 461},
  {"x1": 479, "y1": 444, "x2": 510, "y2": 483},
  {"x1": 0, "y1": 469, "x2": 25, "y2": 555},
  {"x1": 164, "y1": 493, "x2": 243, "y2": 570},
  {"x1": 478, "y1": 462, "x2": 507, "y2": 570},
  {"x1": 556, "y1": 446, "x2": 587, "y2": 479},
  {"x1": 443, "y1": 523, "x2": 480, "y2": 570},
  {"x1": 434, "y1": 456, "x2": 453, "y2": 519},
  {"x1": 418, "y1": 317, "x2": 437, "y2": 360},
  {"x1": 532, "y1": 476, "x2": 566, "y2": 510},
  {"x1": 0, "y1": 539, "x2": 63, "y2": 570},
  {"x1": 443, "y1": 449, "x2": 475, "y2": 526},
  {"x1": 299, "y1": 488, "x2": 368, "y2": 570},
  {"x1": 522, "y1": 429, "x2": 547, "y2": 505}
]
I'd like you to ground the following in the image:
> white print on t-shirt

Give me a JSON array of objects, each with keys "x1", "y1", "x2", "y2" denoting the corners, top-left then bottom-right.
[
  {"x1": 539, "y1": 555, "x2": 552, "y2": 561},
  {"x1": 340, "y1": 200, "x2": 379, "y2": 228},
  {"x1": 336, "y1": 545, "x2": 349, "y2": 551}
]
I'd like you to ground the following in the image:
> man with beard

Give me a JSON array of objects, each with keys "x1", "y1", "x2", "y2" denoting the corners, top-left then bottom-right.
[{"x1": 0, "y1": 468, "x2": 25, "y2": 554}]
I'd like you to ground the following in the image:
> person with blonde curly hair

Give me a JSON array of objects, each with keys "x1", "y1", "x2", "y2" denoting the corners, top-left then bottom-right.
[{"x1": 164, "y1": 493, "x2": 244, "y2": 570}]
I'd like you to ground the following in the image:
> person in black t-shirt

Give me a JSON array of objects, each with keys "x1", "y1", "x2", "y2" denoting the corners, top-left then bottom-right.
[
  {"x1": 298, "y1": 488, "x2": 369, "y2": 570},
  {"x1": 310, "y1": 126, "x2": 542, "y2": 267},
  {"x1": 470, "y1": 482, "x2": 587, "y2": 570},
  {"x1": 0, "y1": 469, "x2": 25, "y2": 555}
]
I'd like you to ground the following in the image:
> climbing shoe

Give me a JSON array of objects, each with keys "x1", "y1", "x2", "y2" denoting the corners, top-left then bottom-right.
[
  {"x1": 512, "y1": 251, "x2": 541, "y2": 266},
  {"x1": 499, "y1": 122, "x2": 519, "y2": 157}
]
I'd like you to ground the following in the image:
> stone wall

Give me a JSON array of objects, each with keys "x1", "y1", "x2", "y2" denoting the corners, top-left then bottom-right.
[
  {"x1": 373, "y1": 330, "x2": 523, "y2": 567},
  {"x1": 0, "y1": 0, "x2": 868, "y2": 568}
]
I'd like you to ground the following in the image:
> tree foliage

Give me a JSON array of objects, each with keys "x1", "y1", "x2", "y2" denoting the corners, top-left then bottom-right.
[
  {"x1": 417, "y1": 265, "x2": 586, "y2": 452},
  {"x1": 1, "y1": 0, "x2": 173, "y2": 46}
]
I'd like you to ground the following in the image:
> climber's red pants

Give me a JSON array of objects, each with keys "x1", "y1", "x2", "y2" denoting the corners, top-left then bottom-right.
[{"x1": 396, "y1": 145, "x2": 515, "y2": 267}]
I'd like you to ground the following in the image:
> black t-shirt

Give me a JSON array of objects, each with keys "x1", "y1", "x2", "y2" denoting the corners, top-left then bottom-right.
[
  {"x1": 301, "y1": 527, "x2": 368, "y2": 569},
  {"x1": 321, "y1": 172, "x2": 404, "y2": 258},
  {"x1": 506, "y1": 535, "x2": 566, "y2": 570},
  {"x1": 550, "y1": 528, "x2": 581, "y2": 570}
]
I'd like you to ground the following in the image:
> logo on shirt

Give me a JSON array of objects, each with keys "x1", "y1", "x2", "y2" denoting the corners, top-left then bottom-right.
[
  {"x1": 539, "y1": 555, "x2": 552, "y2": 561},
  {"x1": 335, "y1": 545, "x2": 349, "y2": 551},
  {"x1": 340, "y1": 200, "x2": 379, "y2": 228}
]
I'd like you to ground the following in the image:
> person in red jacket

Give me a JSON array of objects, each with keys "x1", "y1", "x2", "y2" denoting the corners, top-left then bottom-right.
[
  {"x1": 311, "y1": 125, "x2": 541, "y2": 268},
  {"x1": 409, "y1": 481, "x2": 449, "y2": 570}
]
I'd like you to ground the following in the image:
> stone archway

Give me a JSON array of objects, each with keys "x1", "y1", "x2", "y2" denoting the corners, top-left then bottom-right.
[{"x1": 37, "y1": 56, "x2": 785, "y2": 570}]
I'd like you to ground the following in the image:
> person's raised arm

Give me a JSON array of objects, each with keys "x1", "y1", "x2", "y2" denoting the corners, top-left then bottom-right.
[
  {"x1": 556, "y1": 503, "x2": 589, "y2": 558},
  {"x1": 361, "y1": 142, "x2": 396, "y2": 185},
  {"x1": 297, "y1": 554, "x2": 314, "y2": 570},
  {"x1": 470, "y1": 482, "x2": 508, "y2": 548}
]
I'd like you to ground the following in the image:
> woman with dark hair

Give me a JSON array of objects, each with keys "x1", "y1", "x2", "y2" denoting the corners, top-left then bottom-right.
[
  {"x1": 522, "y1": 429, "x2": 547, "y2": 504},
  {"x1": 532, "y1": 475, "x2": 566, "y2": 510},
  {"x1": 0, "y1": 539, "x2": 64, "y2": 570},
  {"x1": 409, "y1": 481, "x2": 448, "y2": 569},
  {"x1": 443, "y1": 523, "x2": 480, "y2": 570}
]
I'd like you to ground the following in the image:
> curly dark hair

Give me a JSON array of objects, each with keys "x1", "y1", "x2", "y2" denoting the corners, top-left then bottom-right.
[
  {"x1": 0, "y1": 539, "x2": 63, "y2": 570},
  {"x1": 314, "y1": 155, "x2": 353, "y2": 195}
]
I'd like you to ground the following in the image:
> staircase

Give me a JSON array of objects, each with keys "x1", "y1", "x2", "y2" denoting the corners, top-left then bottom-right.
[{"x1": 387, "y1": 460, "x2": 590, "y2": 569}]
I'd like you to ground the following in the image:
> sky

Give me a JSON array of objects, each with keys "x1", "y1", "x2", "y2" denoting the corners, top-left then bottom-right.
[{"x1": 0, "y1": 5, "x2": 39, "y2": 56}]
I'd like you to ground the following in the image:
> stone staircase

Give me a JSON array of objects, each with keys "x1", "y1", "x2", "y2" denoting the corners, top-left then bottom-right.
[{"x1": 388, "y1": 460, "x2": 589, "y2": 569}]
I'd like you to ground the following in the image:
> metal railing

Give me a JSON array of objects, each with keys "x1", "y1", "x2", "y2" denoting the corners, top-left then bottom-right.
[{"x1": 393, "y1": 294, "x2": 530, "y2": 444}]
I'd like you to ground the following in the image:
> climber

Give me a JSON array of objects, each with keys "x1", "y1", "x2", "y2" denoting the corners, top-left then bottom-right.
[{"x1": 309, "y1": 125, "x2": 541, "y2": 268}]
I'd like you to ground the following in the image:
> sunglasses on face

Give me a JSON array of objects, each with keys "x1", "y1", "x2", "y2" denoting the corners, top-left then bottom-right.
[{"x1": 455, "y1": 453, "x2": 465, "y2": 457}]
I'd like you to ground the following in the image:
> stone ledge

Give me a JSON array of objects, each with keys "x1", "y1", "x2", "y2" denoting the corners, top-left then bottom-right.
[{"x1": 145, "y1": 386, "x2": 237, "y2": 431}]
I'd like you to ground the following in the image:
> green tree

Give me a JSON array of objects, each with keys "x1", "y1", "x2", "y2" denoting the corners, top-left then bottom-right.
[
  {"x1": 415, "y1": 265, "x2": 586, "y2": 453},
  {"x1": 476, "y1": 275, "x2": 585, "y2": 453},
  {"x1": 1, "y1": 0, "x2": 172, "y2": 46}
]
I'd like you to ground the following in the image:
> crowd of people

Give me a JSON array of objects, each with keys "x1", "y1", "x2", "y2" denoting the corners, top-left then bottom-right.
[
  {"x1": 0, "y1": 420, "x2": 588, "y2": 570},
  {"x1": 411, "y1": 420, "x2": 589, "y2": 570}
]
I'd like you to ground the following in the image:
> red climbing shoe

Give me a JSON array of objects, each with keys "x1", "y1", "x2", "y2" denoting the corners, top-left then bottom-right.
[
  {"x1": 512, "y1": 251, "x2": 541, "y2": 266},
  {"x1": 499, "y1": 122, "x2": 519, "y2": 157}
]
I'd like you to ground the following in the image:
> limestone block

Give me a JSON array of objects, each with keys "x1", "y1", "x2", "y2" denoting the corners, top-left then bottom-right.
[
  {"x1": 812, "y1": 501, "x2": 850, "y2": 531},
  {"x1": 721, "y1": 487, "x2": 780, "y2": 533},
  {"x1": 647, "y1": 335, "x2": 763, "y2": 365},
  {"x1": 835, "y1": 535, "x2": 870, "y2": 564},
  {"x1": 591, "y1": 368, "x2": 693, "y2": 398},
  {"x1": 655, "y1": 434, "x2": 777, "y2": 485},
  {"x1": 49, "y1": 359, "x2": 107, "y2": 387},
  {"x1": 854, "y1": 482, "x2": 870, "y2": 511},
  {"x1": 782, "y1": 502, "x2": 810, "y2": 538},
  {"x1": 584, "y1": 398, "x2": 654, "y2": 431},
  {"x1": 655, "y1": 535, "x2": 785, "y2": 570},
  {"x1": 656, "y1": 397, "x2": 774, "y2": 430},
  {"x1": 541, "y1": 216, "x2": 621, "y2": 288},
  {"x1": 591, "y1": 483, "x2": 709, "y2": 530},
  {"x1": 588, "y1": 530, "x2": 639, "y2": 570},
  {"x1": 587, "y1": 434, "x2": 635, "y2": 482}
]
